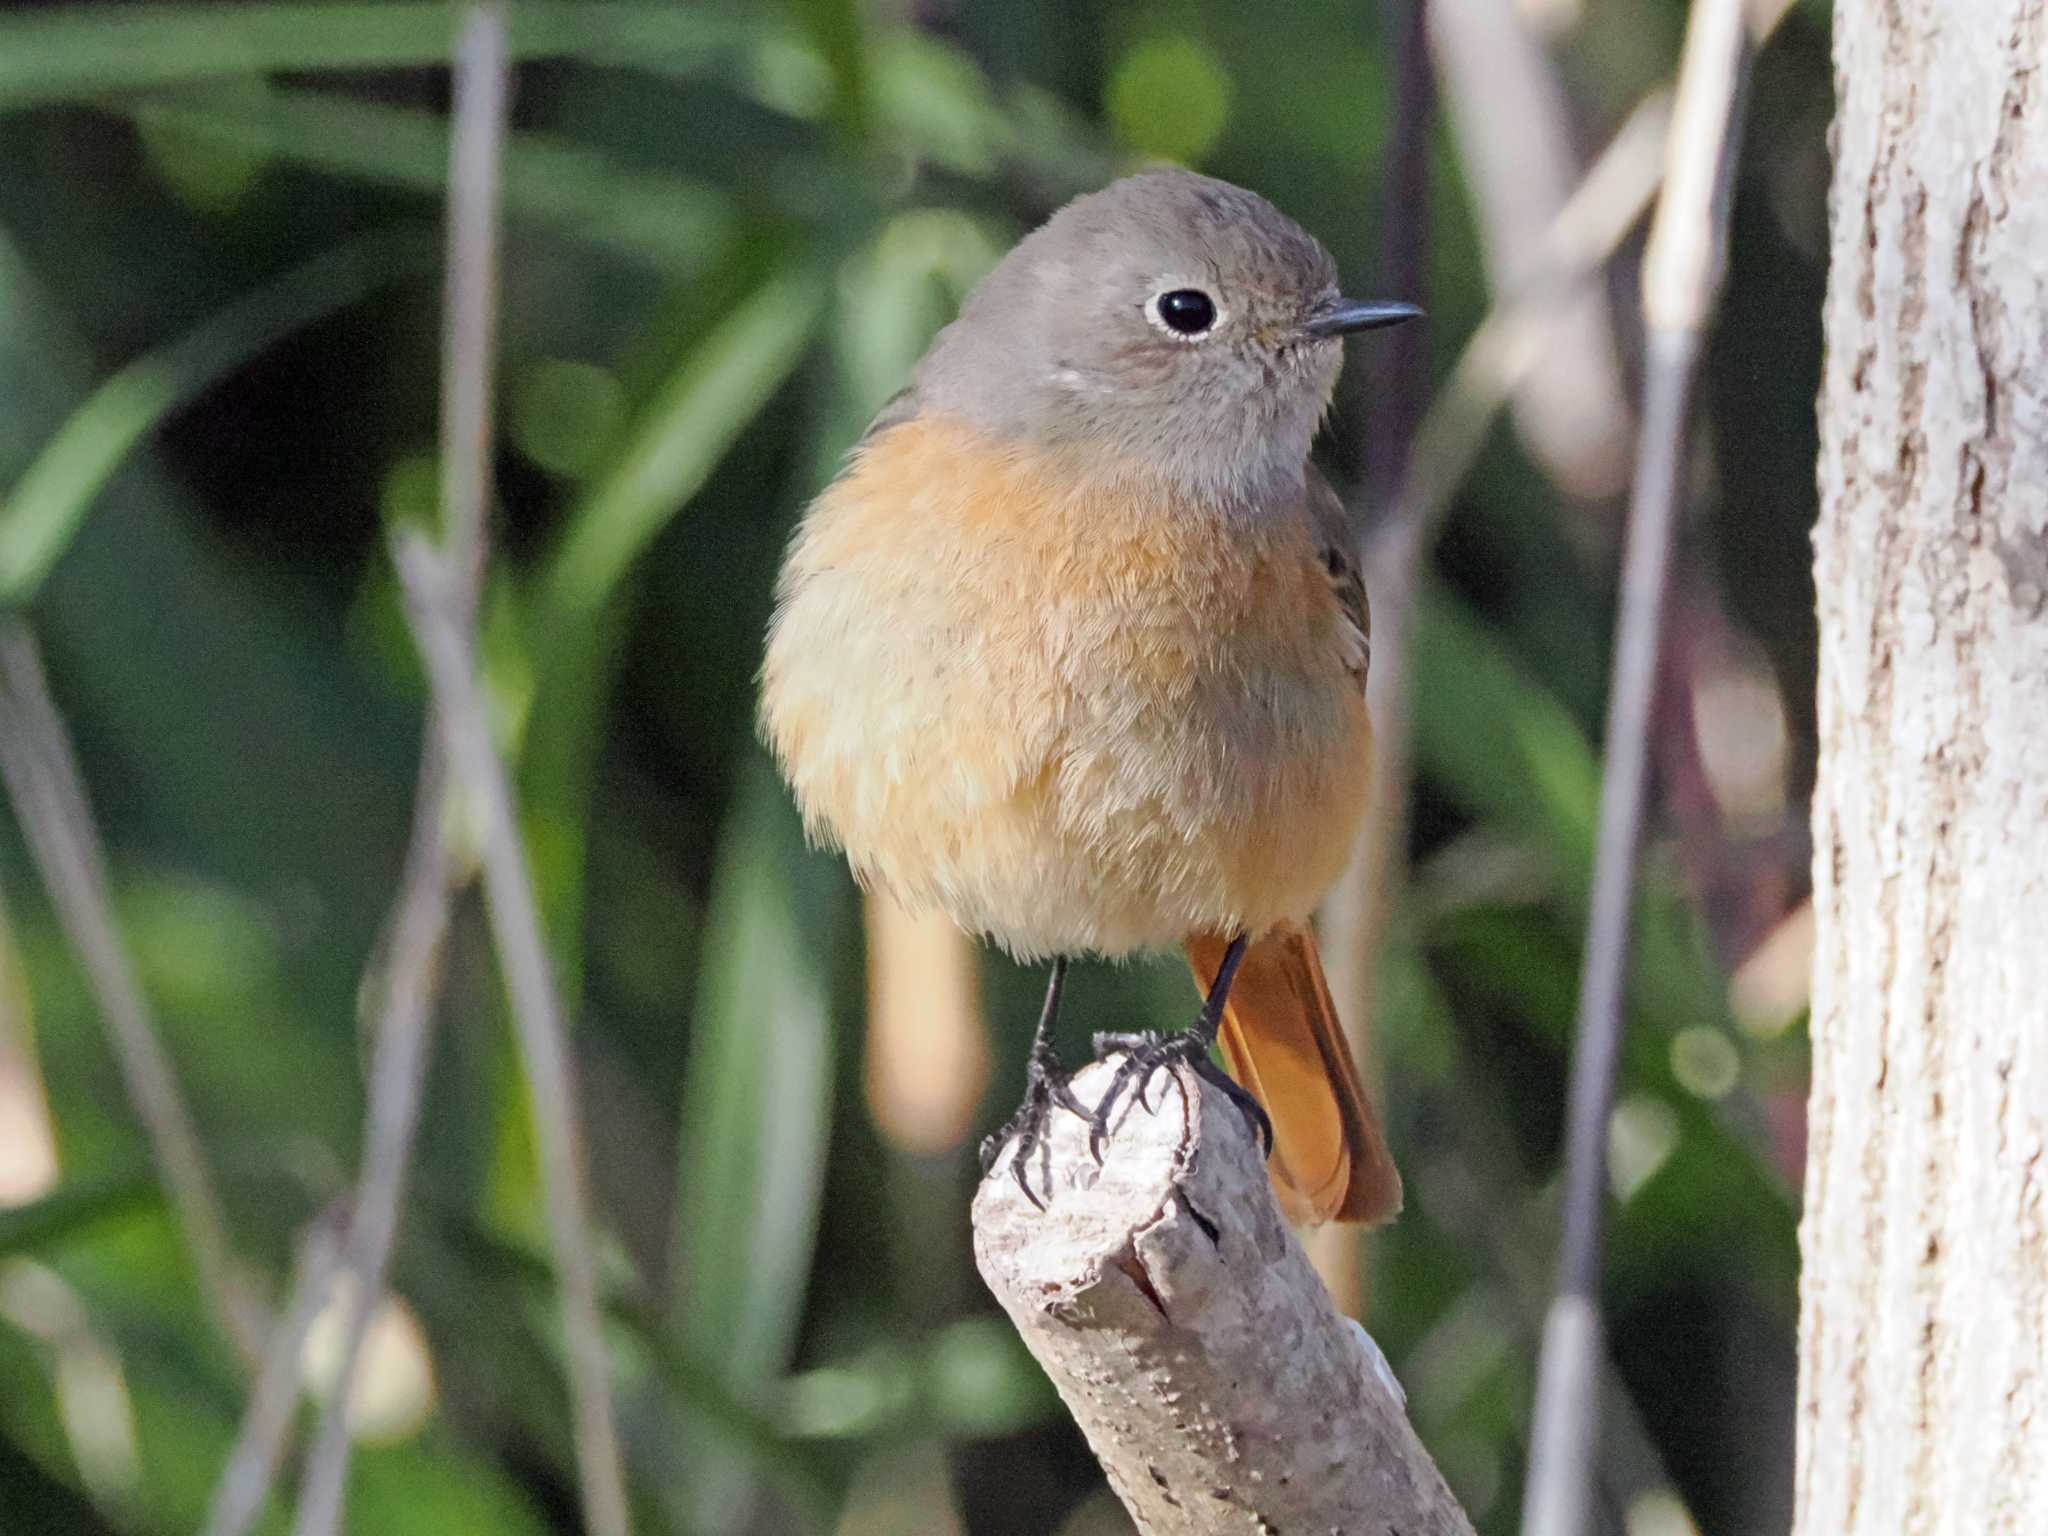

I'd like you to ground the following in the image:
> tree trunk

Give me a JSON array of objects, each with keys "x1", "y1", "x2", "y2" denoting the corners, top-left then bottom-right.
[{"x1": 1803, "y1": 4, "x2": 2048, "y2": 1533}]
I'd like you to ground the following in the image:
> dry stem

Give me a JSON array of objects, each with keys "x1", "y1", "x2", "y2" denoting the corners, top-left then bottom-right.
[{"x1": 975, "y1": 1059, "x2": 1475, "y2": 1536}]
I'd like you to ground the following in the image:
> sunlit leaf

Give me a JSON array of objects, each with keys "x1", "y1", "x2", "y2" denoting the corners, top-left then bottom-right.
[
  {"x1": 509, "y1": 359, "x2": 628, "y2": 481},
  {"x1": 868, "y1": 32, "x2": 1014, "y2": 177},
  {"x1": 0, "y1": 1177, "x2": 161, "y2": 1258},
  {"x1": 790, "y1": 0, "x2": 871, "y2": 140},
  {"x1": 778, "y1": 1316, "x2": 1054, "y2": 1444},
  {"x1": 915, "y1": 1316, "x2": 1057, "y2": 1438}
]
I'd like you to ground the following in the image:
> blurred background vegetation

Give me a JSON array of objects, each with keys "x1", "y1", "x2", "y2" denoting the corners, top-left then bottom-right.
[{"x1": 0, "y1": 1, "x2": 1831, "y2": 1533}]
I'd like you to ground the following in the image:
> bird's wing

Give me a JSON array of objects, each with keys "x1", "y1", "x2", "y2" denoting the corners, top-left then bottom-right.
[{"x1": 1307, "y1": 470, "x2": 1370, "y2": 687}]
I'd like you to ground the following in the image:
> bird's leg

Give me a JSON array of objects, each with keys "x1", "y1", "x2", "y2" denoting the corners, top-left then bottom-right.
[
  {"x1": 1088, "y1": 932, "x2": 1273, "y2": 1162},
  {"x1": 978, "y1": 957, "x2": 1088, "y2": 1207}
]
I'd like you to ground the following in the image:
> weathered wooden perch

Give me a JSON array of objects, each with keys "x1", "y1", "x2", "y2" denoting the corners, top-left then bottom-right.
[{"x1": 973, "y1": 1057, "x2": 1474, "y2": 1536}]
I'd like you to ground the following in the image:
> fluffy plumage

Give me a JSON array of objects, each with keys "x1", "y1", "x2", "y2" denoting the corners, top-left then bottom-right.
[
  {"x1": 759, "y1": 168, "x2": 1405, "y2": 1224},
  {"x1": 761, "y1": 413, "x2": 1371, "y2": 960}
]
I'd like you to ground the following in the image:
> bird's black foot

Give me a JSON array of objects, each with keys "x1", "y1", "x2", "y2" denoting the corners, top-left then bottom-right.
[
  {"x1": 1087, "y1": 1029, "x2": 1273, "y2": 1164},
  {"x1": 978, "y1": 1042, "x2": 1090, "y2": 1209}
]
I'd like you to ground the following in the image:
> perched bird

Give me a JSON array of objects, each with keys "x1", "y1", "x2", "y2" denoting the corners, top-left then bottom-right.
[{"x1": 761, "y1": 169, "x2": 1417, "y2": 1224}]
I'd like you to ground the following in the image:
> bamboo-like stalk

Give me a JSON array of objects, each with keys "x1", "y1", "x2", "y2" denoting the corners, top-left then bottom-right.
[
  {"x1": 201, "y1": 1210, "x2": 348, "y2": 1536},
  {"x1": 1519, "y1": 4, "x2": 1755, "y2": 1534},
  {"x1": 1321, "y1": 0, "x2": 1797, "y2": 1341},
  {"x1": 281, "y1": 741, "x2": 459, "y2": 1536},
  {"x1": 288, "y1": 10, "x2": 510, "y2": 1510},
  {"x1": 394, "y1": 527, "x2": 634, "y2": 1536},
  {"x1": 1318, "y1": 85, "x2": 1671, "y2": 1305},
  {"x1": 283, "y1": 12, "x2": 628, "y2": 1536},
  {"x1": 378, "y1": 44, "x2": 633, "y2": 1493},
  {"x1": 0, "y1": 618, "x2": 263, "y2": 1369}
]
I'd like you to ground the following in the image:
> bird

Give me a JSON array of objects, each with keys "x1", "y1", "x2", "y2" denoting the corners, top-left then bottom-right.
[{"x1": 760, "y1": 168, "x2": 1418, "y2": 1225}]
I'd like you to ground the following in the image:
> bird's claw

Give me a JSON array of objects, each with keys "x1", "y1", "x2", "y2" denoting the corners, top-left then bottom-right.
[
  {"x1": 1085, "y1": 1029, "x2": 1274, "y2": 1164},
  {"x1": 979, "y1": 1044, "x2": 1088, "y2": 1209}
]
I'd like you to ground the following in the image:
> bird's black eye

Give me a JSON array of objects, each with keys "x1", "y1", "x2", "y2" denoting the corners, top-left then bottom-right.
[{"x1": 1154, "y1": 288, "x2": 1218, "y2": 337}]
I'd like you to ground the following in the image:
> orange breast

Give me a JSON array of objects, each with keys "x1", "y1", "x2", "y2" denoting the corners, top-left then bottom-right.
[{"x1": 760, "y1": 413, "x2": 1371, "y2": 959}]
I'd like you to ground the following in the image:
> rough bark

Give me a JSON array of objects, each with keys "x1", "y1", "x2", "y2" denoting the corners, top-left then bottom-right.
[
  {"x1": 1804, "y1": 4, "x2": 2048, "y2": 1532},
  {"x1": 974, "y1": 1059, "x2": 1473, "y2": 1536}
]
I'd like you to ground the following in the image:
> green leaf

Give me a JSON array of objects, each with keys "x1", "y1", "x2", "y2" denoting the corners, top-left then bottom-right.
[
  {"x1": 1411, "y1": 582, "x2": 1602, "y2": 866},
  {"x1": 670, "y1": 758, "x2": 845, "y2": 1532},
  {"x1": 537, "y1": 262, "x2": 825, "y2": 640},
  {"x1": 1106, "y1": 34, "x2": 1235, "y2": 166},
  {"x1": 111, "y1": 87, "x2": 735, "y2": 272},
  {"x1": 0, "y1": 3, "x2": 747, "y2": 112},
  {"x1": 0, "y1": 1176, "x2": 162, "y2": 1257},
  {"x1": 867, "y1": 32, "x2": 1015, "y2": 176},
  {"x1": 0, "y1": 1, "x2": 1109, "y2": 194},
  {"x1": 779, "y1": 1318, "x2": 1057, "y2": 1444},
  {"x1": 790, "y1": 0, "x2": 872, "y2": 140},
  {"x1": 0, "y1": 230, "x2": 433, "y2": 605}
]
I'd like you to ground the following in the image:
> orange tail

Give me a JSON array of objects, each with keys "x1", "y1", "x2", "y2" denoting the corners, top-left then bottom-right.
[{"x1": 1186, "y1": 922, "x2": 1401, "y2": 1226}]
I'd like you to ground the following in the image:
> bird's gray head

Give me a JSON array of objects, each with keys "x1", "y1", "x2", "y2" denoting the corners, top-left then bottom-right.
[{"x1": 908, "y1": 169, "x2": 1419, "y2": 505}]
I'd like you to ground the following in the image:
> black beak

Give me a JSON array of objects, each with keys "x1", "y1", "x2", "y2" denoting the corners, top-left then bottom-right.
[{"x1": 1303, "y1": 297, "x2": 1425, "y2": 338}]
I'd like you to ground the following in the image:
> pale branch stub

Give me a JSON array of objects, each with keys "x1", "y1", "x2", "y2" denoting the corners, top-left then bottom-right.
[{"x1": 974, "y1": 1056, "x2": 1474, "y2": 1536}]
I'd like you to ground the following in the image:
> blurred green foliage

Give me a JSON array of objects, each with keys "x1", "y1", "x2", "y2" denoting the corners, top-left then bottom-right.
[{"x1": 0, "y1": 2, "x2": 1830, "y2": 1533}]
